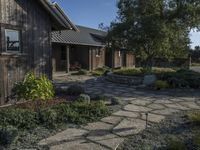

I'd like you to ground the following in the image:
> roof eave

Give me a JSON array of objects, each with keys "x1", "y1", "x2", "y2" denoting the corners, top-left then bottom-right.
[{"x1": 38, "y1": 0, "x2": 78, "y2": 31}]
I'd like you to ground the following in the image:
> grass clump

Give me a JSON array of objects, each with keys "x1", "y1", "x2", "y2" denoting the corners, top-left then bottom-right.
[
  {"x1": 66, "y1": 84, "x2": 85, "y2": 96},
  {"x1": 91, "y1": 67, "x2": 111, "y2": 76},
  {"x1": 167, "y1": 137, "x2": 187, "y2": 150},
  {"x1": 71, "y1": 69, "x2": 88, "y2": 75},
  {"x1": 188, "y1": 111, "x2": 200, "y2": 125},
  {"x1": 154, "y1": 80, "x2": 170, "y2": 90},
  {"x1": 114, "y1": 68, "x2": 142, "y2": 76}
]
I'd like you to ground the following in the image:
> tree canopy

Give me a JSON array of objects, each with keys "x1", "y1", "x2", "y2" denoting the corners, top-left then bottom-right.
[{"x1": 107, "y1": 0, "x2": 200, "y2": 67}]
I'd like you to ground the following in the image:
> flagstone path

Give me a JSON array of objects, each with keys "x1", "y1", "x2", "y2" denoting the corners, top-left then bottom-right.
[{"x1": 39, "y1": 77, "x2": 200, "y2": 150}]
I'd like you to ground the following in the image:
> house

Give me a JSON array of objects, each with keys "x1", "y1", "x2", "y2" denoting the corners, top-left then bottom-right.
[
  {"x1": 52, "y1": 25, "x2": 107, "y2": 72},
  {"x1": 0, "y1": 0, "x2": 77, "y2": 104},
  {"x1": 52, "y1": 26, "x2": 136, "y2": 73},
  {"x1": 106, "y1": 49, "x2": 135, "y2": 69}
]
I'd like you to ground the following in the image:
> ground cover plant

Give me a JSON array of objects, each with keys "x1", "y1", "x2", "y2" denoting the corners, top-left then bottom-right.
[
  {"x1": 91, "y1": 66, "x2": 111, "y2": 76},
  {"x1": 119, "y1": 111, "x2": 200, "y2": 150},
  {"x1": 0, "y1": 100, "x2": 111, "y2": 149},
  {"x1": 113, "y1": 67, "x2": 176, "y2": 76}
]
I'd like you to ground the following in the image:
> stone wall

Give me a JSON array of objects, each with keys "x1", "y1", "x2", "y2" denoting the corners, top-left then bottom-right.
[
  {"x1": 106, "y1": 73, "x2": 143, "y2": 86},
  {"x1": 136, "y1": 58, "x2": 190, "y2": 68}
]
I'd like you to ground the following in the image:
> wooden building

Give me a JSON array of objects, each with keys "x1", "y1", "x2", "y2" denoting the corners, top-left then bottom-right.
[
  {"x1": 52, "y1": 26, "x2": 107, "y2": 72},
  {"x1": 0, "y1": 0, "x2": 77, "y2": 104},
  {"x1": 106, "y1": 49, "x2": 135, "y2": 69}
]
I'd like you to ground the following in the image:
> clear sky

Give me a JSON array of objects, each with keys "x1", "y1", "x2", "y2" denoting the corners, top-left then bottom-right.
[{"x1": 55, "y1": 0, "x2": 199, "y2": 48}]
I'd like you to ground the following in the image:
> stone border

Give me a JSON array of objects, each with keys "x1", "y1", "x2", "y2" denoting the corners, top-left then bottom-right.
[{"x1": 105, "y1": 73, "x2": 144, "y2": 86}]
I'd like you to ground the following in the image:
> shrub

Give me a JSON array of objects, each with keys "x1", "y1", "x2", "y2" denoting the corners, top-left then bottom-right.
[
  {"x1": 91, "y1": 67, "x2": 111, "y2": 76},
  {"x1": 152, "y1": 67, "x2": 176, "y2": 74},
  {"x1": 53, "y1": 101, "x2": 110, "y2": 124},
  {"x1": 111, "y1": 97, "x2": 122, "y2": 105},
  {"x1": 71, "y1": 69, "x2": 88, "y2": 75},
  {"x1": 0, "y1": 108, "x2": 37, "y2": 129},
  {"x1": 12, "y1": 72, "x2": 55, "y2": 101},
  {"x1": 66, "y1": 84, "x2": 85, "y2": 96},
  {"x1": 154, "y1": 80, "x2": 170, "y2": 90},
  {"x1": 167, "y1": 138, "x2": 187, "y2": 150},
  {"x1": 91, "y1": 94, "x2": 107, "y2": 101},
  {"x1": 188, "y1": 112, "x2": 200, "y2": 125},
  {"x1": 77, "y1": 94, "x2": 90, "y2": 103},
  {"x1": 194, "y1": 134, "x2": 200, "y2": 148},
  {"x1": 38, "y1": 109, "x2": 58, "y2": 128},
  {"x1": 114, "y1": 68, "x2": 142, "y2": 76},
  {"x1": 159, "y1": 69, "x2": 200, "y2": 88},
  {"x1": 0, "y1": 126, "x2": 18, "y2": 146}
]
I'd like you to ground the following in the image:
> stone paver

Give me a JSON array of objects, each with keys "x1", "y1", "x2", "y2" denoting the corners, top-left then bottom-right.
[
  {"x1": 113, "y1": 118, "x2": 146, "y2": 136},
  {"x1": 113, "y1": 111, "x2": 139, "y2": 118},
  {"x1": 124, "y1": 104, "x2": 152, "y2": 112},
  {"x1": 39, "y1": 76, "x2": 200, "y2": 150},
  {"x1": 50, "y1": 139, "x2": 106, "y2": 150},
  {"x1": 39, "y1": 128, "x2": 87, "y2": 146}
]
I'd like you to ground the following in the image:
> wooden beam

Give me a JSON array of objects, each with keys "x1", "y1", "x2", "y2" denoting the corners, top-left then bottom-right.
[{"x1": 66, "y1": 45, "x2": 70, "y2": 73}]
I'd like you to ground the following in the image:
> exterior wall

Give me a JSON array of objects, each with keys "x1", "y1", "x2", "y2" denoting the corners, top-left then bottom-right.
[
  {"x1": 90, "y1": 47, "x2": 105, "y2": 70},
  {"x1": 0, "y1": 0, "x2": 52, "y2": 104},
  {"x1": 124, "y1": 52, "x2": 135, "y2": 68},
  {"x1": 70, "y1": 45, "x2": 89, "y2": 69},
  {"x1": 106, "y1": 50, "x2": 135, "y2": 69}
]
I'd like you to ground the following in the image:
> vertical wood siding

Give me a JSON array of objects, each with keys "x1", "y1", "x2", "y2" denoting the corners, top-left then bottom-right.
[{"x1": 0, "y1": 0, "x2": 52, "y2": 104}]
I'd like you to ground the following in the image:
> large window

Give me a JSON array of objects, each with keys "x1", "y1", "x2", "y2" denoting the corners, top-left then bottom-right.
[{"x1": 5, "y1": 29, "x2": 21, "y2": 52}]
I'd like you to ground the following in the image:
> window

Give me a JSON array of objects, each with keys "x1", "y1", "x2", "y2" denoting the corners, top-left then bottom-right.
[
  {"x1": 61, "y1": 46, "x2": 67, "y2": 60},
  {"x1": 96, "y1": 49, "x2": 101, "y2": 57},
  {"x1": 5, "y1": 29, "x2": 21, "y2": 52}
]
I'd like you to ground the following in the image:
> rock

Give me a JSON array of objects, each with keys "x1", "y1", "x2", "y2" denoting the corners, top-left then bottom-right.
[{"x1": 143, "y1": 75, "x2": 157, "y2": 86}]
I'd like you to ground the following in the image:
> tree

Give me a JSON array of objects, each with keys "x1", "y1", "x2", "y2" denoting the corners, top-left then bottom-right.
[
  {"x1": 107, "y1": 0, "x2": 200, "y2": 68},
  {"x1": 190, "y1": 46, "x2": 200, "y2": 63}
]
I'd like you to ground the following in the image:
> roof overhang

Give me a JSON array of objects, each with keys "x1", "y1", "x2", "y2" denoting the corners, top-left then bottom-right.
[{"x1": 38, "y1": 0, "x2": 79, "y2": 31}]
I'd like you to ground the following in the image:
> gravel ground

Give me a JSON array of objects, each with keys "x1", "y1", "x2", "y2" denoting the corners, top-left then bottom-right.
[{"x1": 118, "y1": 111, "x2": 200, "y2": 150}]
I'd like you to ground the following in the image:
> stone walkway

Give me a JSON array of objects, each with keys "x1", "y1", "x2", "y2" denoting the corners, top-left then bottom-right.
[{"x1": 39, "y1": 77, "x2": 200, "y2": 150}]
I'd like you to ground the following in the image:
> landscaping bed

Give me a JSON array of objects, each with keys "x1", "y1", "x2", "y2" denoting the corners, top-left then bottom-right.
[{"x1": 118, "y1": 111, "x2": 200, "y2": 150}]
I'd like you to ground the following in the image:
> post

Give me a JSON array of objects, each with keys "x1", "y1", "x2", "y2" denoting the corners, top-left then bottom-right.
[
  {"x1": 112, "y1": 49, "x2": 115, "y2": 70},
  {"x1": 66, "y1": 45, "x2": 70, "y2": 73},
  {"x1": 89, "y1": 47, "x2": 93, "y2": 71}
]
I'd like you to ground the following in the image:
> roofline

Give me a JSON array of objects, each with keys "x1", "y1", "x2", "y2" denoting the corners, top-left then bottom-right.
[
  {"x1": 38, "y1": 0, "x2": 78, "y2": 31},
  {"x1": 52, "y1": 2, "x2": 79, "y2": 32},
  {"x1": 52, "y1": 41, "x2": 106, "y2": 47}
]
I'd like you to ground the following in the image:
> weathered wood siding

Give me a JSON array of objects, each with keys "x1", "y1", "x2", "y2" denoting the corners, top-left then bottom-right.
[
  {"x1": 0, "y1": 0, "x2": 52, "y2": 104},
  {"x1": 124, "y1": 52, "x2": 135, "y2": 68},
  {"x1": 90, "y1": 47, "x2": 105, "y2": 70}
]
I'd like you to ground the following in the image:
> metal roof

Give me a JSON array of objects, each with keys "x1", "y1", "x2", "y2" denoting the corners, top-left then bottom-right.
[
  {"x1": 52, "y1": 25, "x2": 107, "y2": 47},
  {"x1": 38, "y1": 0, "x2": 78, "y2": 31}
]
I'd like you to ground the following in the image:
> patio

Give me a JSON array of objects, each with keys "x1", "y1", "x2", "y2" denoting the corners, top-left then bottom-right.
[{"x1": 38, "y1": 75, "x2": 200, "y2": 150}]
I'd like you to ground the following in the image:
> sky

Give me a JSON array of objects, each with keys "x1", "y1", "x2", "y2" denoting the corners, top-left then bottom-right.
[{"x1": 55, "y1": 0, "x2": 199, "y2": 49}]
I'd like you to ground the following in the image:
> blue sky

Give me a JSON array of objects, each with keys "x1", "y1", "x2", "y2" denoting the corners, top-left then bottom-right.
[{"x1": 55, "y1": 0, "x2": 199, "y2": 48}]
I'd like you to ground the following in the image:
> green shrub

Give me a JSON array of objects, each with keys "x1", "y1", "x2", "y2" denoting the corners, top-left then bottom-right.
[
  {"x1": 154, "y1": 80, "x2": 170, "y2": 90},
  {"x1": 194, "y1": 134, "x2": 200, "y2": 148},
  {"x1": 91, "y1": 94, "x2": 107, "y2": 101},
  {"x1": 38, "y1": 109, "x2": 58, "y2": 128},
  {"x1": 71, "y1": 69, "x2": 88, "y2": 75},
  {"x1": 114, "y1": 68, "x2": 142, "y2": 76},
  {"x1": 188, "y1": 112, "x2": 200, "y2": 125},
  {"x1": 159, "y1": 69, "x2": 200, "y2": 88},
  {"x1": 12, "y1": 72, "x2": 55, "y2": 101},
  {"x1": 0, "y1": 108, "x2": 37, "y2": 129},
  {"x1": 0, "y1": 126, "x2": 18, "y2": 146},
  {"x1": 91, "y1": 67, "x2": 111, "y2": 76},
  {"x1": 167, "y1": 138, "x2": 187, "y2": 150},
  {"x1": 77, "y1": 94, "x2": 90, "y2": 103},
  {"x1": 53, "y1": 101, "x2": 110, "y2": 124},
  {"x1": 66, "y1": 84, "x2": 85, "y2": 96},
  {"x1": 111, "y1": 97, "x2": 122, "y2": 105}
]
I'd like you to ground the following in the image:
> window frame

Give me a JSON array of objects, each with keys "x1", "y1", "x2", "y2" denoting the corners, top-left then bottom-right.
[{"x1": 5, "y1": 29, "x2": 21, "y2": 53}]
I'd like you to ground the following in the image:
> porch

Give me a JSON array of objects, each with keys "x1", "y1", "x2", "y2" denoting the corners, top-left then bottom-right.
[{"x1": 52, "y1": 43, "x2": 106, "y2": 73}]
